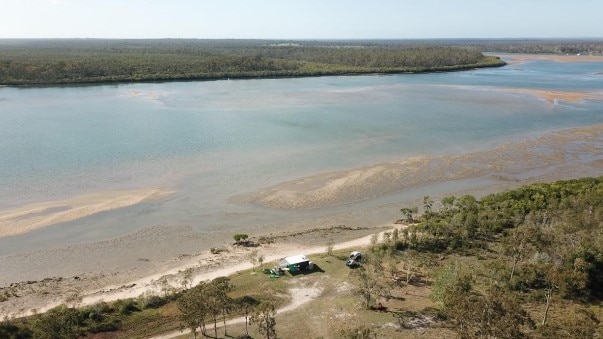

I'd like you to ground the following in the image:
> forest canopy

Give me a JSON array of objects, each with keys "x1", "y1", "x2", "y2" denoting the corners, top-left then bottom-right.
[{"x1": 0, "y1": 39, "x2": 504, "y2": 85}]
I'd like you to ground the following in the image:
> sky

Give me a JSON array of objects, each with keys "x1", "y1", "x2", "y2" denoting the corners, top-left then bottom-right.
[{"x1": 1, "y1": 0, "x2": 602, "y2": 39}]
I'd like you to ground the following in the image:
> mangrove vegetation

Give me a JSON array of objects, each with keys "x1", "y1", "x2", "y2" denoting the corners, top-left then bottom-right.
[{"x1": 0, "y1": 39, "x2": 504, "y2": 85}]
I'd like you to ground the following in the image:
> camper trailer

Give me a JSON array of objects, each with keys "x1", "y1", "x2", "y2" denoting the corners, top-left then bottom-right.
[{"x1": 278, "y1": 254, "x2": 314, "y2": 274}]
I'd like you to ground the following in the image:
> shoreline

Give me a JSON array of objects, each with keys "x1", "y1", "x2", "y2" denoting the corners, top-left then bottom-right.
[{"x1": 2, "y1": 223, "x2": 397, "y2": 318}]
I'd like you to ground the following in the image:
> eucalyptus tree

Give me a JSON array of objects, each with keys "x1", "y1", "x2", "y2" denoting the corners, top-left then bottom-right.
[
  {"x1": 235, "y1": 295, "x2": 260, "y2": 336},
  {"x1": 251, "y1": 301, "x2": 277, "y2": 339}
]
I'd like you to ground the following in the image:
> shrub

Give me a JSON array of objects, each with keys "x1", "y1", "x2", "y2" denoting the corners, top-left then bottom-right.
[
  {"x1": 234, "y1": 234, "x2": 249, "y2": 242},
  {"x1": 113, "y1": 299, "x2": 138, "y2": 315},
  {"x1": 137, "y1": 292, "x2": 167, "y2": 309}
]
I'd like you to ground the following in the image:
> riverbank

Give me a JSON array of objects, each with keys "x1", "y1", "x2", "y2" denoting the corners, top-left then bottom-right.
[{"x1": 1, "y1": 224, "x2": 393, "y2": 318}]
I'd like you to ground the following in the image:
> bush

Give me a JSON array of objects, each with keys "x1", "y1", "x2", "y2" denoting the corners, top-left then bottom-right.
[
  {"x1": 87, "y1": 319, "x2": 121, "y2": 333},
  {"x1": 113, "y1": 299, "x2": 138, "y2": 315},
  {"x1": 210, "y1": 247, "x2": 224, "y2": 254},
  {"x1": 234, "y1": 233, "x2": 249, "y2": 242},
  {"x1": 79, "y1": 302, "x2": 111, "y2": 321},
  {"x1": 137, "y1": 293, "x2": 167, "y2": 309},
  {"x1": 0, "y1": 320, "x2": 32, "y2": 339}
]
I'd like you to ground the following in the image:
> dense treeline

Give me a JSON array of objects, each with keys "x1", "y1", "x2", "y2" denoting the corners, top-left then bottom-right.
[
  {"x1": 396, "y1": 177, "x2": 603, "y2": 337},
  {"x1": 467, "y1": 39, "x2": 603, "y2": 55},
  {"x1": 0, "y1": 39, "x2": 503, "y2": 85}
]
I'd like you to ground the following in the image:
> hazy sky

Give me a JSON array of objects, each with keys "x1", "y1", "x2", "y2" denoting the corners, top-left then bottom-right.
[{"x1": 1, "y1": 0, "x2": 602, "y2": 39}]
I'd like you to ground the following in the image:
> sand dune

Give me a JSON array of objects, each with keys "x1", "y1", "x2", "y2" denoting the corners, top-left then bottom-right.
[{"x1": 0, "y1": 188, "x2": 173, "y2": 238}]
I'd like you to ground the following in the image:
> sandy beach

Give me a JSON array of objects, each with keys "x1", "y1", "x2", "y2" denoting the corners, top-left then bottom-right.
[
  {"x1": 1, "y1": 224, "x2": 395, "y2": 318},
  {"x1": 498, "y1": 53, "x2": 603, "y2": 63}
]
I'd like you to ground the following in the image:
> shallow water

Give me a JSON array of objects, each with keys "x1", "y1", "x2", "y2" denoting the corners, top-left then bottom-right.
[{"x1": 1, "y1": 55, "x2": 603, "y2": 253}]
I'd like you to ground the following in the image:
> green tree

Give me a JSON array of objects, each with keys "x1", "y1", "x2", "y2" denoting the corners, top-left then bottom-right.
[
  {"x1": 350, "y1": 260, "x2": 390, "y2": 310},
  {"x1": 249, "y1": 249, "x2": 259, "y2": 271},
  {"x1": 433, "y1": 265, "x2": 533, "y2": 338},
  {"x1": 177, "y1": 283, "x2": 209, "y2": 338},
  {"x1": 400, "y1": 207, "x2": 418, "y2": 223},
  {"x1": 181, "y1": 267, "x2": 195, "y2": 290},
  {"x1": 234, "y1": 233, "x2": 249, "y2": 244},
  {"x1": 0, "y1": 318, "x2": 32, "y2": 339},
  {"x1": 235, "y1": 295, "x2": 260, "y2": 336},
  {"x1": 251, "y1": 301, "x2": 277, "y2": 339},
  {"x1": 211, "y1": 277, "x2": 234, "y2": 337}
]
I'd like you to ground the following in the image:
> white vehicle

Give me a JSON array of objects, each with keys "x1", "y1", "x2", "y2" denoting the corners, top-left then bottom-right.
[{"x1": 346, "y1": 251, "x2": 362, "y2": 268}]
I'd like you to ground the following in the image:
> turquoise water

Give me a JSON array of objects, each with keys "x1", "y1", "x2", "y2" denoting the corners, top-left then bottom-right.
[{"x1": 1, "y1": 56, "x2": 603, "y2": 248}]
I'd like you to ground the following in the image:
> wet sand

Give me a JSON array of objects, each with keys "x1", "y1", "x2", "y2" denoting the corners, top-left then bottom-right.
[
  {"x1": 499, "y1": 53, "x2": 603, "y2": 63},
  {"x1": 242, "y1": 124, "x2": 603, "y2": 209},
  {"x1": 0, "y1": 188, "x2": 173, "y2": 238}
]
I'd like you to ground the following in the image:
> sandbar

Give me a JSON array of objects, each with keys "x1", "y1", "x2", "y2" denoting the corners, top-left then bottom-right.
[
  {"x1": 434, "y1": 84, "x2": 603, "y2": 104},
  {"x1": 501, "y1": 88, "x2": 603, "y2": 104},
  {"x1": 499, "y1": 53, "x2": 603, "y2": 63},
  {"x1": 0, "y1": 188, "x2": 174, "y2": 238}
]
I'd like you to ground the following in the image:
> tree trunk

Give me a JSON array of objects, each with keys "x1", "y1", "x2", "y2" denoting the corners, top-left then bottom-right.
[
  {"x1": 245, "y1": 314, "x2": 249, "y2": 335},
  {"x1": 509, "y1": 254, "x2": 519, "y2": 281},
  {"x1": 223, "y1": 308, "x2": 227, "y2": 336},
  {"x1": 542, "y1": 287, "x2": 552, "y2": 325},
  {"x1": 213, "y1": 316, "x2": 217, "y2": 338}
]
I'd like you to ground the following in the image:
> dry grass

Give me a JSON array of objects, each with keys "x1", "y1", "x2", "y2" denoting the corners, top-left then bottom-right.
[{"x1": 201, "y1": 252, "x2": 449, "y2": 339}]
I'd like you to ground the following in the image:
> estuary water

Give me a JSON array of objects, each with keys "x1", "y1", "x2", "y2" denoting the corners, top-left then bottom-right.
[{"x1": 1, "y1": 54, "x2": 603, "y2": 254}]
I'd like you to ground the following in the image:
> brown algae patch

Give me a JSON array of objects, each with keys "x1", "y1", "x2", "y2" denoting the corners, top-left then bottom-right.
[
  {"x1": 0, "y1": 188, "x2": 174, "y2": 238},
  {"x1": 501, "y1": 88, "x2": 603, "y2": 104},
  {"x1": 434, "y1": 84, "x2": 603, "y2": 104},
  {"x1": 242, "y1": 125, "x2": 603, "y2": 209}
]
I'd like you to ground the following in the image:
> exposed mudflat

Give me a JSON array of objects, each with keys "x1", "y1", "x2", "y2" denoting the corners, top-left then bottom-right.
[{"x1": 242, "y1": 124, "x2": 603, "y2": 209}]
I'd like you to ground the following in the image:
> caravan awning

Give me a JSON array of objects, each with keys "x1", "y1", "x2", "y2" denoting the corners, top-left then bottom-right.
[{"x1": 279, "y1": 254, "x2": 309, "y2": 266}]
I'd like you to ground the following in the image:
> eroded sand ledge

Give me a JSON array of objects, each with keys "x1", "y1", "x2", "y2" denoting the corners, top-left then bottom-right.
[
  {"x1": 0, "y1": 188, "x2": 174, "y2": 238},
  {"x1": 241, "y1": 124, "x2": 603, "y2": 209}
]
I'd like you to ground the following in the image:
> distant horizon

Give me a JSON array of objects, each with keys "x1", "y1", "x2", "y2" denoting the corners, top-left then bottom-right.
[
  {"x1": 1, "y1": 0, "x2": 601, "y2": 40},
  {"x1": 2, "y1": 37, "x2": 603, "y2": 41}
]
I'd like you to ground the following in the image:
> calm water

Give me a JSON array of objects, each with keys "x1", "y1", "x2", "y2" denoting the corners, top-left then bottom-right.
[{"x1": 1, "y1": 56, "x2": 603, "y2": 249}]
